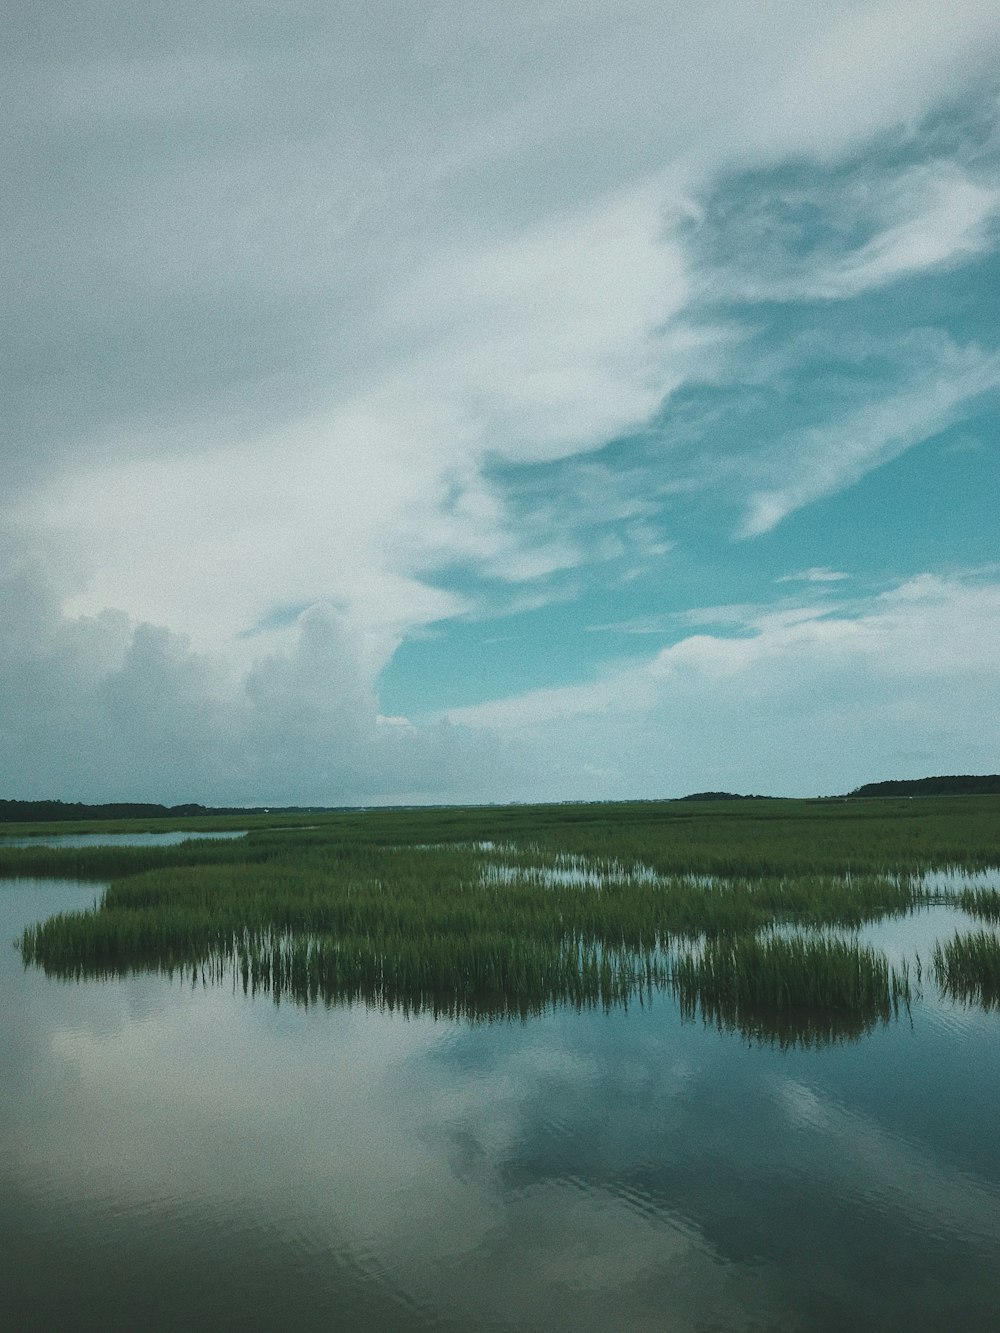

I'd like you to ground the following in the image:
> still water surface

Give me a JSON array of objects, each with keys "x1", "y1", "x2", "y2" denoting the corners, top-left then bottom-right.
[
  {"x1": 3, "y1": 876, "x2": 1000, "y2": 1331},
  {"x1": 0, "y1": 830, "x2": 247, "y2": 849}
]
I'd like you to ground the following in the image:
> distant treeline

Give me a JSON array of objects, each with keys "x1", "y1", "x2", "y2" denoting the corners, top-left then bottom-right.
[
  {"x1": 847, "y1": 776, "x2": 1000, "y2": 798},
  {"x1": 0, "y1": 799, "x2": 328, "y2": 824},
  {"x1": 3, "y1": 777, "x2": 998, "y2": 824},
  {"x1": 678, "y1": 791, "x2": 768, "y2": 802}
]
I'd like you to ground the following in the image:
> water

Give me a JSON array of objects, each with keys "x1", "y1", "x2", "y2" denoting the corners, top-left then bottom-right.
[
  {"x1": 483, "y1": 861, "x2": 1000, "y2": 894},
  {"x1": 0, "y1": 830, "x2": 247, "y2": 849},
  {"x1": 481, "y1": 855, "x2": 665, "y2": 889},
  {"x1": 3, "y1": 881, "x2": 1000, "y2": 1331}
]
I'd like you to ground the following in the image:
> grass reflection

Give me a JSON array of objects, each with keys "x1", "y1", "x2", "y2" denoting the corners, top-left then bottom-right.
[
  {"x1": 933, "y1": 930, "x2": 1000, "y2": 1009},
  {"x1": 672, "y1": 934, "x2": 912, "y2": 1048}
]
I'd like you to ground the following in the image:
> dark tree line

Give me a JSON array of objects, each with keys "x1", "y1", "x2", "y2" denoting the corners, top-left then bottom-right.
[
  {"x1": 847, "y1": 775, "x2": 1000, "y2": 798},
  {"x1": 0, "y1": 799, "x2": 324, "y2": 823}
]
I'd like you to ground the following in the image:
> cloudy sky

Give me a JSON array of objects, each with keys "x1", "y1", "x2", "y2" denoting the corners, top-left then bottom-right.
[{"x1": 4, "y1": 1, "x2": 999, "y2": 805}]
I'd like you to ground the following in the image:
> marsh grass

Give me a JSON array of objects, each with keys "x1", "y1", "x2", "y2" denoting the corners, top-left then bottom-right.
[
  {"x1": 6, "y1": 793, "x2": 999, "y2": 879},
  {"x1": 933, "y1": 930, "x2": 1000, "y2": 1008},
  {"x1": 672, "y1": 935, "x2": 912, "y2": 1047},
  {"x1": 13, "y1": 795, "x2": 1000, "y2": 1029},
  {"x1": 19, "y1": 850, "x2": 925, "y2": 1024},
  {"x1": 956, "y1": 887, "x2": 1000, "y2": 921}
]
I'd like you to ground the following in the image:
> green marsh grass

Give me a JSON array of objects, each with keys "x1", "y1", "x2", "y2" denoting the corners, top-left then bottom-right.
[
  {"x1": 19, "y1": 848, "x2": 927, "y2": 1024},
  {"x1": 13, "y1": 794, "x2": 999, "y2": 1028},
  {"x1": 956, "y1": 887, "x2": 1000, "y2": 921},
  {"x1": 7, "y1": 793, "x2": 998, "y2": 878},
  {"x1": 933, "y1": 930, "x2": 1000, "y2": 1008},
  {"x1": 672, "y1": 934, "x2": 912, "y2": 1047}
]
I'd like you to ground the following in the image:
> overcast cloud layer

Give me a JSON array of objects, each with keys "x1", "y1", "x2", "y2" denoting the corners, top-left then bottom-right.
[{"x1": 3, "y1": 2, "x2": 1000, "y2": 802}]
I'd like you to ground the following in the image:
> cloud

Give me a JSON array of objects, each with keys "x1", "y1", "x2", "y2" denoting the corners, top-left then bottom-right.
[
  {"x1": 446, "y1": 572, "x2": 1000, "y2": 798},
  {"x1": 7, "y1": 177, "x2": 699, "y2": 656},
  {"x1": 391, "y1": 187, "x2": 691, "y2": 463},
  {"x1": 8, "y1": 562, "x2": 989, "y2": 807},
  {"x1": 819, "y1": 162, "x2": 999, "y2": 296},
  {"x1": 738, "y1": 335, "x2": 1000, "y2": 536},
  {"x1": 695, "y1": 159, "x2": 1000, "y2": 305},
  {"x1": 714, "y1": 0, "x2": 1000, "y2": 169},
  {"x1": 3, "y1": 6, "x2": 1000, "y2": 800},
  {"x1": 612, "y1": 318, "x2": 1000, "y2": 546},
  {"x1": 776, "y1": 569, "x2": 849, "y2": 584},
  {"x1": 0, "y1": 563, "x2": 498, "y2": 804}
]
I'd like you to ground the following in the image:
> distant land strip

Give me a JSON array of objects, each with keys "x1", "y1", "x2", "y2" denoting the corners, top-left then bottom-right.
[
  {"x1": 0, "y1": 800, "x2": 332, "y2": 823},
  {"x1": 1, "y1": 776, "x2": 998, "y2": 823},
  {"x1": 845, "y1": 775, "x2": 1000, "y2": 798}
]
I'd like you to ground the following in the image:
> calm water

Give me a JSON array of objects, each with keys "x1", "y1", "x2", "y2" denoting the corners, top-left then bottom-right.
[
  {"x1": 0, "y1": 830, "x2": 247, "y2": 849},
  {"x1": 4, "y1": 878, "x2": 1000, "y2": 1331}
]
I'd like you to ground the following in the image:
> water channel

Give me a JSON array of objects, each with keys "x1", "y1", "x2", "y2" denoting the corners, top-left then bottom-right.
[{"x1": 3, "y1": 850, "x2": 1000, "y2": 1330}]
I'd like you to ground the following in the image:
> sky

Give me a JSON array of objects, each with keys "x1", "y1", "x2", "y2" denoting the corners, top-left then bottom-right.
[{"x1": 3, "y1": 0, "x2": 1000, "y2": 806}]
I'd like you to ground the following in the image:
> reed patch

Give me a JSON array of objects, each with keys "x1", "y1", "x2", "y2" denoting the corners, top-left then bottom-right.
[
  {"x1": 12, "y1": 794, "x2": 1000, "y2": 1034},
  {"x1": 672, "y1": 934, "x2": 911, "y2": 1047},
  {"x1": 933, "y1": 930, "x2": 1000, "y2": 1008}
]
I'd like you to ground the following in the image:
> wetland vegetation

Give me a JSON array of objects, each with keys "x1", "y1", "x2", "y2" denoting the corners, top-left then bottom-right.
[
  {"x1": 8, "y1": 794, "x2": 999, "y2": 1041},
  {"x1": 933, "y1": 929, "x2": 1000, "y2": 1008}
]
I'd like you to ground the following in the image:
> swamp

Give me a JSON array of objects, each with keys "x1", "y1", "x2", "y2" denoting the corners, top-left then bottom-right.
[{"x1": 3, "y1": 794, "x2": 1000, "y2": 1330}]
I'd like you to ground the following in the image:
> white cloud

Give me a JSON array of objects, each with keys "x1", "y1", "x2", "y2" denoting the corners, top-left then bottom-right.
[
  {"x1": 776, "y1": 569, "x2": 849, "y2": 584},
  {"x1": 739, "y1": 336, "x2": 1000, "y2": 536},
  {"x1": 446, "y1": 573, "x2": 1000, "y2": 798},
  {"x1": 10, "y1": 182, "x2": 695, "y2": 658},
  {"x1": 706, "y1": 160, "x2": 1000, "y2": 305},
  {"x1": 0, "y1": 563, "x2": 498, "y2": 804},
  {"x1": 391, "y1": 187, "x2": 690, "y2": 462},
  {"x1": 824, "y1": 163, "x2": 999, "y2": 296},
  {"x1": 716, "y1": 0, "x2": 1000, "y2": 169},
  {"x1": 3, "y1": 5, "x2": 1000, "y2": 800},
  {"x1": 7, "y1": 7, "x2": 1000, "y2": 641}
]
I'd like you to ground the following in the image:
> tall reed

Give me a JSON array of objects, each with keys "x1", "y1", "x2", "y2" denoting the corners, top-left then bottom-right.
[
  {"x1": 672, "y1": 934, "x2": 911, "y2": 1046},
  {"x1": 14, "y1": 794, "x2": 999, "y2": 1030},
  {"x1": 933, "y1": 931, "x2": 1000, "y2": 1008}
]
